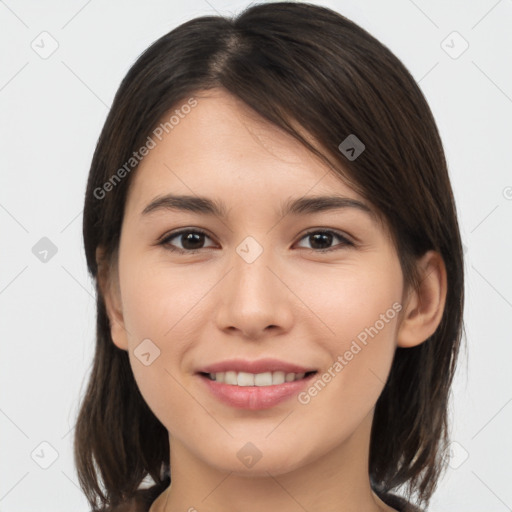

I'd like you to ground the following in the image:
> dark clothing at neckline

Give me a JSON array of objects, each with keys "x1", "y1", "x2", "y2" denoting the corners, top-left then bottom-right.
[{"x1": 102, "y1": 483, "x2": 424, "y2": 512}]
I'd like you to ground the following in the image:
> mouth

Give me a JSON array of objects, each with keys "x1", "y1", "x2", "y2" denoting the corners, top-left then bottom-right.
[
  {"x1": 199, "y1": 370, "x2": 318, "y2": 387},
  {"x1": 195, "y1": 360, "x2": 319, "y2": 409}
]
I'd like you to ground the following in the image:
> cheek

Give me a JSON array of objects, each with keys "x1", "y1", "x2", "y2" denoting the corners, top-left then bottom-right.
[
  {"x1": 117, "y1": 252, "x2": 233, "y2": 427},
  {"x1": 293, "y1": 259, "x2": 403, "y2": 347},
  {"x1": 293, "y1": 262, "x2": 401, "y2": 418},
  {"x1": 119, "y1": 255, "x2": 202, "y2": 342},
  {"x1": 120, "y1": 286, "x2": 197, "y2": 435}
]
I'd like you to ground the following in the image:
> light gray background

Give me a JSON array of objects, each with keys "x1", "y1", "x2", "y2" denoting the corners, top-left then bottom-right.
[{"x1": 1, "y1": 0, "x2": 511, "y2": 510}]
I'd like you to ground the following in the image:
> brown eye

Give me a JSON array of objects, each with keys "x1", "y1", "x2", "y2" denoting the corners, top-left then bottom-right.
[
  {"x1": 160, "y1": 229, "x2": 216, "y2": 253},
  {"x1": 296, "y1": 230, "x2": 353, "y2": 252}
]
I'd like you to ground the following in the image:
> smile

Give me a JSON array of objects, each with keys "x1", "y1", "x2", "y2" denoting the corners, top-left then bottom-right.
[
  {"x1": 196, "y1": 358, "x2": 319, "y2": 409},
  {"x1": 203, "y1": 370, "x2": 317, "y2": 387}
]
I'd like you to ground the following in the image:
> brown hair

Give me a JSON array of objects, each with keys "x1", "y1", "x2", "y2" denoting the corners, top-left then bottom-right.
[{"x1": 76, "y1": 2, "x2": 465, "y2": 510}]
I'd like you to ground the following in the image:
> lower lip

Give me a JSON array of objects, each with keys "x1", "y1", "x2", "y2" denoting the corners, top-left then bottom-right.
[{"x1": 198, "y1": 373, "x2": 316, "y2": 410}]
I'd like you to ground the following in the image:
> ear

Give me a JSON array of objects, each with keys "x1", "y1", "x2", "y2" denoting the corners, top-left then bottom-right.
[
  {"x1": 96, "y1": 246, "x2": 129, "y2": 351},
  {"x1": 397, "y1": 250, "x2": 447, "y2": 348}
]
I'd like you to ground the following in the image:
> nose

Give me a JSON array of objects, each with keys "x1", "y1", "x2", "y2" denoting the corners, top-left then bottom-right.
[{"x1": 214, "y1": 244, "x2": 294, "y2": 340}]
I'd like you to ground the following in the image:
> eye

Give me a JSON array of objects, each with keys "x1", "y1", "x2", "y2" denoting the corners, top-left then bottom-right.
[
  {"x1": 159, "y1": 229, "x2": 217, "y2": 254},
  {"x1": 295, "y1": 229, "x2": 354, "y2": 252},
  {"x1": 158, "y1": 228, "x2": 354, "y2": 254}
]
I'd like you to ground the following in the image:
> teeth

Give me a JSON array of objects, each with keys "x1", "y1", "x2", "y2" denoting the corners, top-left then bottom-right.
[
  {"x1": 237, "y1": 372, "x2": 255, "y2": 386},
  {"x1": 224, "y1": 371, "x2": 237, "y2": 385},
  {"x1": 254, "y1": 372, "x2": 272, "y2": 386},
  {"x1": 207, "y1": 370, "x2": 310, "y2": 386},
  {"x1": 272, "y1": 371, "x2": 285, "y2": 385}
]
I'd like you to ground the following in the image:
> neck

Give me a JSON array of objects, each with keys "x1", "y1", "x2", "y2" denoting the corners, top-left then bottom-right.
[{"x1": 151, "y1": 411, "x2": 396, "y2": 512}]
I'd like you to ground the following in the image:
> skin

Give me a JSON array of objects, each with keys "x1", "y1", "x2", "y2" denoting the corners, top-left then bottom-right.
[{"x1": 98, "y1": 88, "x2": 447, "y2": 512}]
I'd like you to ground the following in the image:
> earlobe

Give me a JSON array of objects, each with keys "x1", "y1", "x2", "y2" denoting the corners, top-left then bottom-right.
[
  {"x1": 96, "y1": 246, "x2": 129, "y2": 351},
  {"x1": 397, "y1": 250, "x2": 447, "y2": 348}
]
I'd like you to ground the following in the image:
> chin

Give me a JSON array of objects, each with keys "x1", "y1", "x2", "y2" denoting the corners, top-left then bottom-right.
[{"x1": 199, "y1": 441, "x2": 313, "y2": 477}]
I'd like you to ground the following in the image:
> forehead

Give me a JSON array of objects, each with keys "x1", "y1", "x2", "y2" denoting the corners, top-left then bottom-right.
[{"x1": 126, "y1": 88, "x2": 365, "y2": 213}]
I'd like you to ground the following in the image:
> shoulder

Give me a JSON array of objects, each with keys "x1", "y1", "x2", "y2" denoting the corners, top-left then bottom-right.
[
  {"x1": 377, "y1": 491, "x2": 424, "y2": 512},
  {"x1": 100, "y1": 485, "x2": 163, "y2": 512}
]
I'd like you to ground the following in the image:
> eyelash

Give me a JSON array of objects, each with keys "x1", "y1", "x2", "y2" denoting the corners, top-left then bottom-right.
[{"x1": 158, "y1": 228, "x2": 354, "y2": 254}]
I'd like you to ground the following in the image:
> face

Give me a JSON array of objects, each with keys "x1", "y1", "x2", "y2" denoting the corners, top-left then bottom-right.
[{"x1": 107, "y1": 88, "x2": 407, "y2": 476}]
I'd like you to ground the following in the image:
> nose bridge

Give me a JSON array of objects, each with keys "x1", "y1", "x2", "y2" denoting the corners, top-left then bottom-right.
[
  {"x1": 231, "y1": 234, "x2": 277, "y2": 305},
  {"x1": 236, "y1": 239, "x2": 272, "y2": 291},
  {"x1": 215, "y1": 234, "x2": 293, "y2": 337}
]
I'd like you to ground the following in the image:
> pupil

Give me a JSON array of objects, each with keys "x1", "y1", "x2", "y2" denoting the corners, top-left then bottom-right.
[
  {"x1": 310, "y1": 232, "x2": 332, "y2": 249},
  {"x1": 179, "y1": 232, "x2": 333, "y2": 251},
  {"x1": 182, "y1": 232, "x2": 204, "y2": 250}
]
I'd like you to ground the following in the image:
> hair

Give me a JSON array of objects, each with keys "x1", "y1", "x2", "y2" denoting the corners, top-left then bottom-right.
[{"x1": 75, "y1": 2, "x2": 465, "y2": 510}]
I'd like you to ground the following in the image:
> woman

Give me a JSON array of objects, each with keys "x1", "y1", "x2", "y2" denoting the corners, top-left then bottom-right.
[{"x1": 74, "y1": 2, "x2": 465, "y2": 511}]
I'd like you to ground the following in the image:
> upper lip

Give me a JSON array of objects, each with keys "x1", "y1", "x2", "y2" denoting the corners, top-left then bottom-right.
[{"x1": 197, "y1": 358, "x2": 317, "y2": 375}]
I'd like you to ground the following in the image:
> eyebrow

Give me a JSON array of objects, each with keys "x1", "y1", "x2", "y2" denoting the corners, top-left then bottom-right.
[{"x1": 141, "y1": 193, "x2": 375, "y2": 220}]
